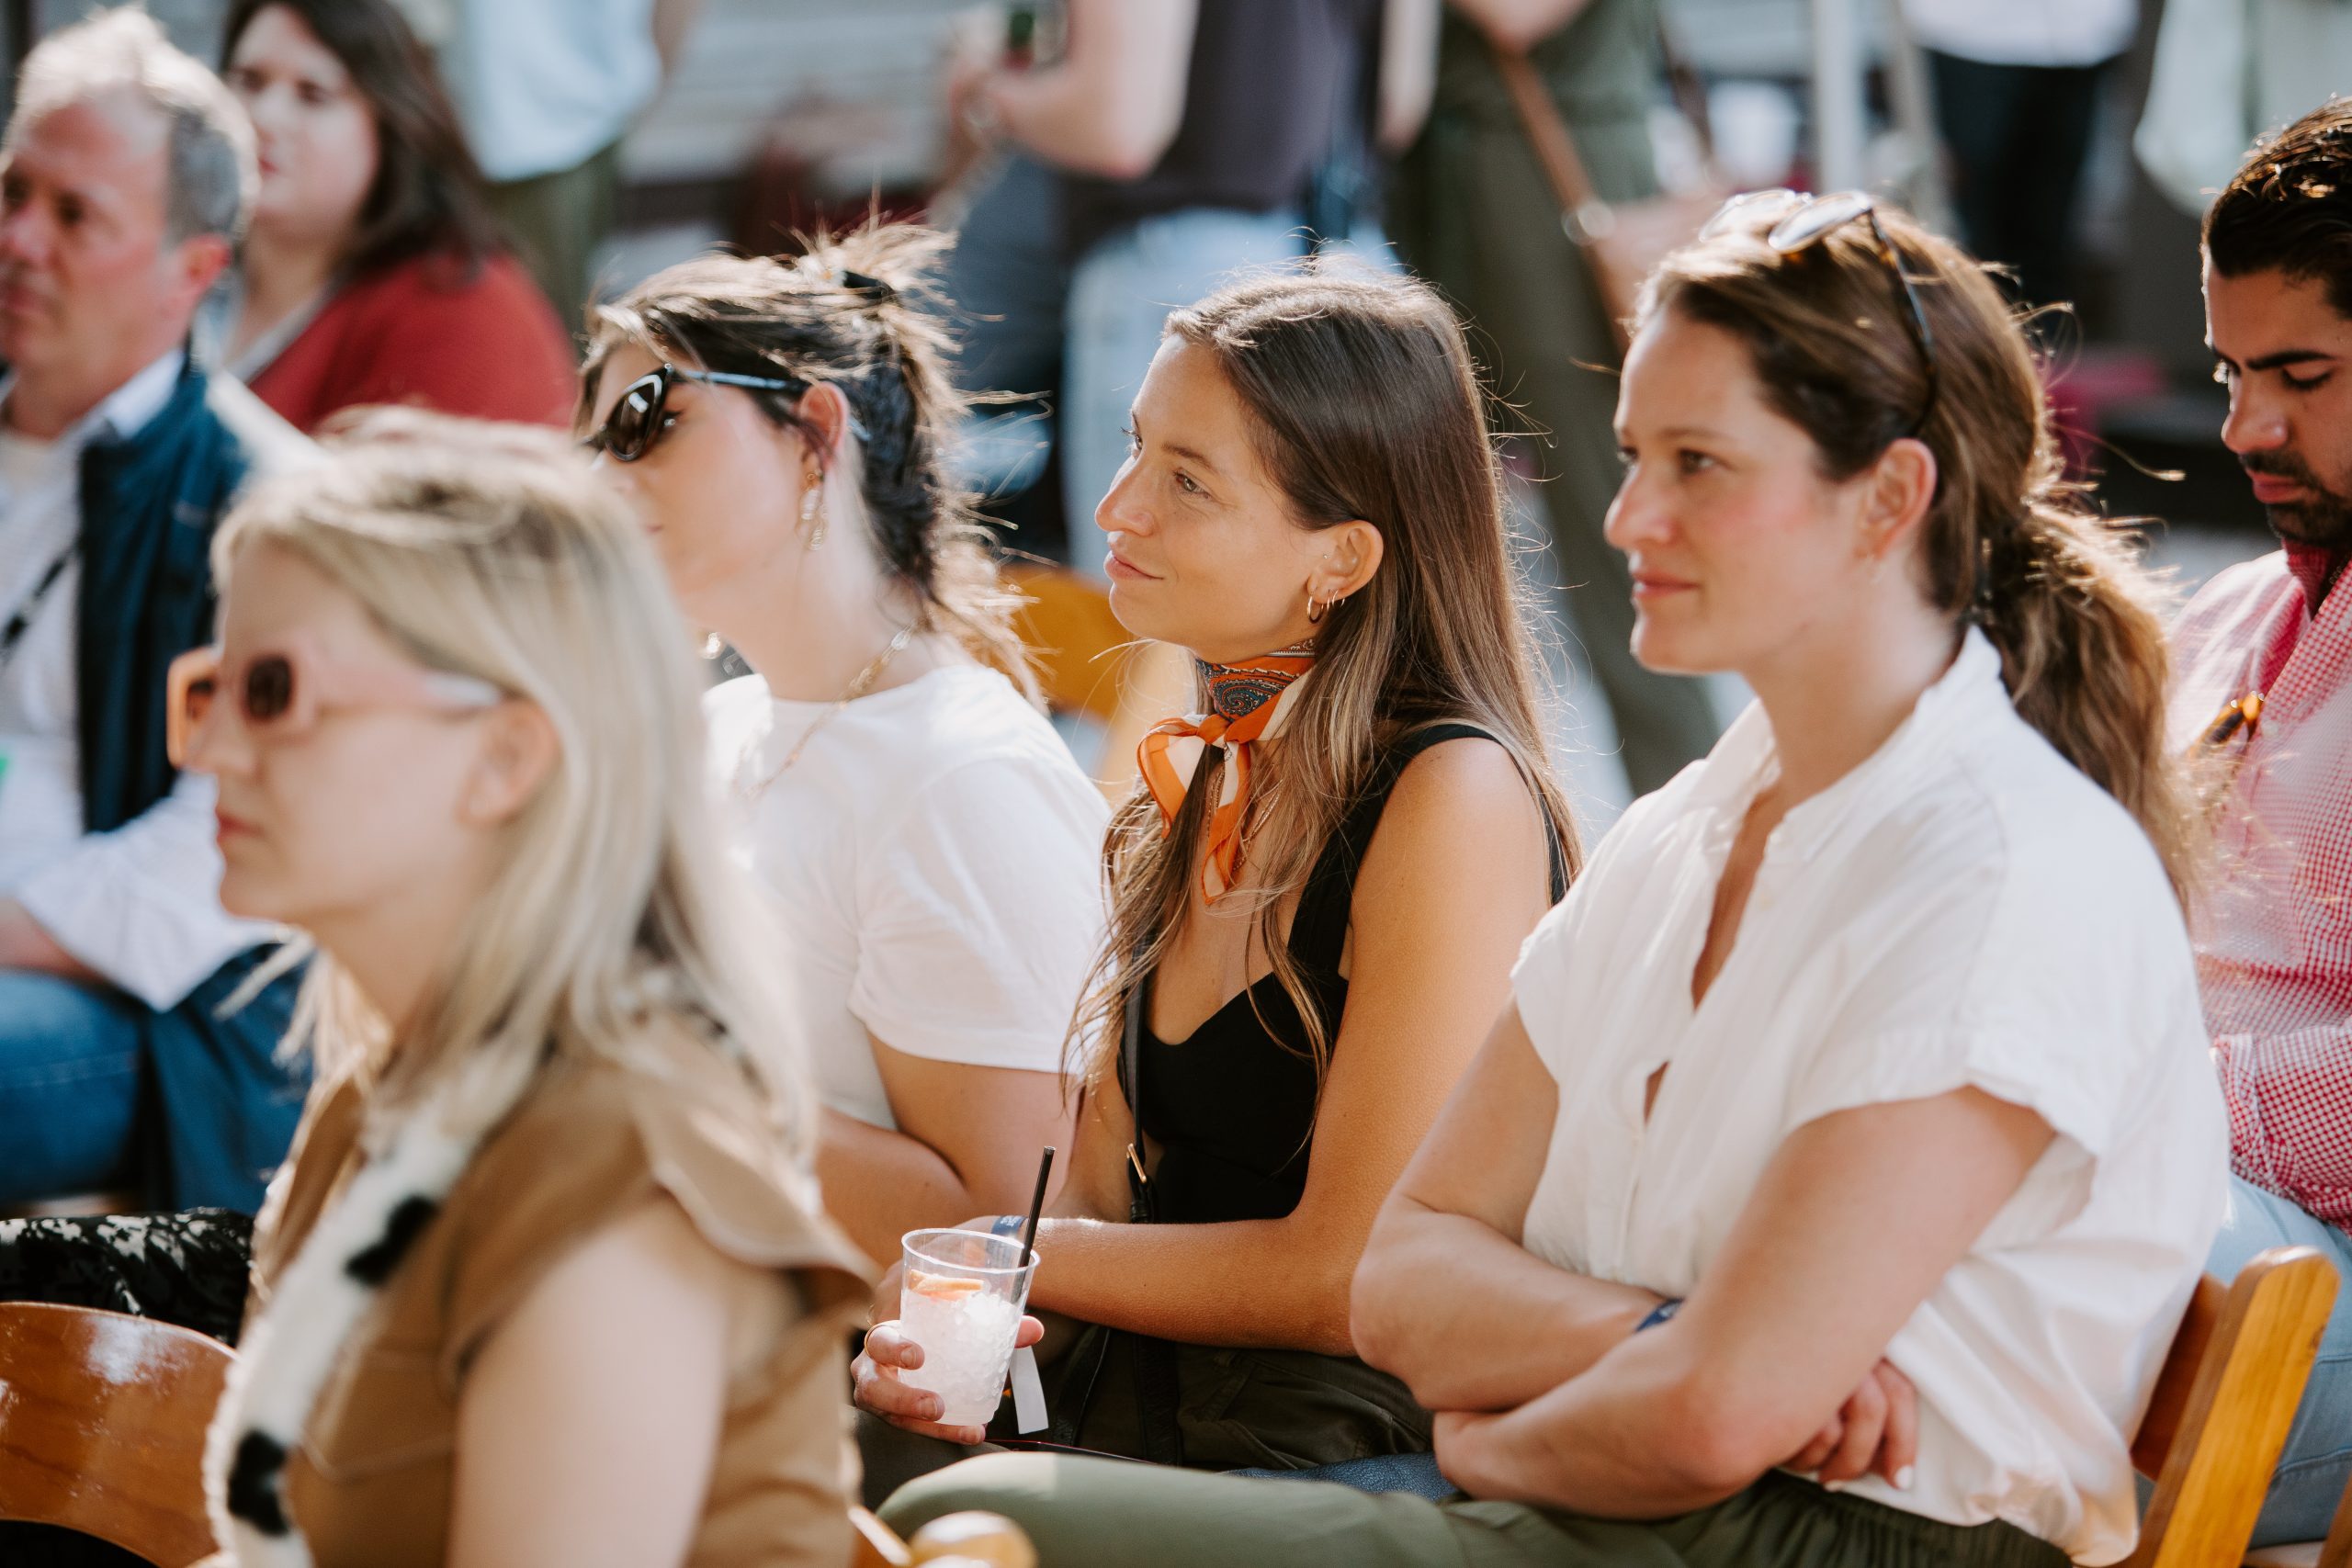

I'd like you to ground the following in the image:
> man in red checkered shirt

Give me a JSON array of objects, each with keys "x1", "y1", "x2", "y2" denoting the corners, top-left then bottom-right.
[{"x1": 2177, "y1": 101, "x2": 2352, "y2": 1549}]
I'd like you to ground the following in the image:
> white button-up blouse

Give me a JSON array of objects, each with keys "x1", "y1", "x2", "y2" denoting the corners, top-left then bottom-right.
[{"x1": 1513, "y1": 629, "x2": 2227, "y2": 1565}]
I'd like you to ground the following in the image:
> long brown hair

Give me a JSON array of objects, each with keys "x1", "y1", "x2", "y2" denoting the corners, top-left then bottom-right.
[
  {"x1": 1641, "y1": 202, "x2": 2199, "y2": 902},
  {"x1": 1073, "y1": 270, "x2": 1579, "y2": 1085},
  {"x1": 222, "y1": 0, "x2": 505, "y2": 279},
  {"x1": 581, "y1": 226, "x2": 1033, "y2": 693}
]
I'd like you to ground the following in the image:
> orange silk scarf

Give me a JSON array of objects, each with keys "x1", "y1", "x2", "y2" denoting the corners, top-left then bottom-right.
[{"x1": 1136, "y1": 643, "x2": 1317, "y2": 903}]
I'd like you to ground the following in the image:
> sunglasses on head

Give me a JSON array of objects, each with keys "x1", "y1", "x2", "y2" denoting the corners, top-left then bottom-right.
[
  {"x1": 1703, "y1": 188, "x2": 1941, "y2": 436},
  {"x1": 582, "y1": 362, "x2": 866, "y2": 464},
  {"x1": 165, "y1": 634, "x2": 504, "y2": 769}
]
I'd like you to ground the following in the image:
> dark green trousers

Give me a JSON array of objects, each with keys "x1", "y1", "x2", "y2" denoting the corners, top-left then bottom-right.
[
  {"x1": 1390, "y1": 20, "x2": 1719, "y2": 797},
  {"x1": 881, "y1": 1455, "x2": 2070, "y2": 1568},
  {"x1": 485, "y1": 137, "x2": 621, "y2": 328}
]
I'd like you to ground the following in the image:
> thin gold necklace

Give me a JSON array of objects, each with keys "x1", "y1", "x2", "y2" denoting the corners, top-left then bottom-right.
[{"x1": 745, "y1": 626, "x2": 915, "y2": 795}]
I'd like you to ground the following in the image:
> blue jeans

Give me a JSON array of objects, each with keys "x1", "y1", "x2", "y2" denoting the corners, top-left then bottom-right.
[
  {"x1": 944, "y1": 153, "x2": 1070, "y2": 502},
  {"x1": 2209, "y1": 1175, "x2": 2352, "y2": 1545},
  {"x1": 1062, "y1": 209, "x2": 1309, "y2": 576},
  {"x1": 0, "y1": 971, "x2": 146, "y2": 1204}
]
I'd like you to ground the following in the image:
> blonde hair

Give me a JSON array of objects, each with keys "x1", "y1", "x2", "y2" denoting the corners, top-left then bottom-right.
[
  {"x1": 217, "y1": 412, "x2": 810, "y2": 1156},
  {"x1": 1641, "y1": 205, "x2": 2201, "y2": 906},
  {"x1": 1075, "y1": 270, "x2": 1580, "y2": 1087}
]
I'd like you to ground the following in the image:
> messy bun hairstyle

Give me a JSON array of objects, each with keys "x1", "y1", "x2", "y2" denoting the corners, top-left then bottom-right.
[{"x1": 580, "y1": 224, "x2": 1032, "y2": 692}]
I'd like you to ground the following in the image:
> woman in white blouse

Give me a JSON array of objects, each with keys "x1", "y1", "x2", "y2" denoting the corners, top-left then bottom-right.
[
  {"x1": 579, "y1": 228, "x2": 1104, "y2": 1267},
  {"x1": 876, "y1": 196, "x2": 2229, "y2": 1566}
]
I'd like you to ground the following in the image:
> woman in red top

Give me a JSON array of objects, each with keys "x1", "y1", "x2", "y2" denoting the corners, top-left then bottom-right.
[{"x1": 219, "y1": 0, "x2": 577, "y2": 431}]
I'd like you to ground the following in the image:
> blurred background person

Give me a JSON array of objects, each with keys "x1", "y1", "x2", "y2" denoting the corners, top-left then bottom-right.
[
  {"x1": 1391, "y1": 0, "x2": 1718, "y2": 797},
  {"x1": 391, "y1": 0, "x2": 704, "y2": 315},
  {"x1": 1903, "y1": 0, "x2": 2138, "y2": 311},
  {"x1": 2137, "y1": 0, "x2": 2352, "y2": 220},
  {"x1": 0, "y1": 9, "x2": 311, "y2": 1216},
  {"x1": 218, "y1": 0, "x2": 577, "y2": 432},
  {"x1": 947, "y1": 0, "x2": 1398, "y2": 579},
  {"x1": 578, "y1": 230, "x2": 1102, "y2": 1269}
]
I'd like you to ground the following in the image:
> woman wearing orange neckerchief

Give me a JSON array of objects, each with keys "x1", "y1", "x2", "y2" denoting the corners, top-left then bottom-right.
[{"x1": 854, "y1": 267, "x2": 1578, "y2": 1496}]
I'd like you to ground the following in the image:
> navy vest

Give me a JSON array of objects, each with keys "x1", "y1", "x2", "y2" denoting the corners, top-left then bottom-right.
[{"x1": 66, "y1": 360, "x2": 308, "y2": 1212}]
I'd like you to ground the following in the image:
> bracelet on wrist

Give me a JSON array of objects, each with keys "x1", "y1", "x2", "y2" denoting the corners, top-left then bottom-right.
[{"x1": 1634, "y1": 1298, "x2": 1682, "y2": 1334}]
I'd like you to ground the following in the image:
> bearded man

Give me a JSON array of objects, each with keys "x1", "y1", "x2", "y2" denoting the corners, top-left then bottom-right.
[{"x1": 2183, "y1": 98, "x2": 2352, "y2": 1550}]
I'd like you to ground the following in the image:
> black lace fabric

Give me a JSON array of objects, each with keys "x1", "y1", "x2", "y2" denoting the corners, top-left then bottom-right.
[{"x1": 0, "y1": 1207, "x2": 256, "y2": 1344}]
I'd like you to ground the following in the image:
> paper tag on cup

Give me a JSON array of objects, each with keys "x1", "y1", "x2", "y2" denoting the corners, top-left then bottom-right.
[{"x1": 1010, "y1": 1344, "x2": 1046, "y2": 1433}]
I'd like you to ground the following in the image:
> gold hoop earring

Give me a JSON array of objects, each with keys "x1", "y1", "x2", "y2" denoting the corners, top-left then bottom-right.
[{"x1": 1306, "y1": 594, "x2": 1329, "y2": 626}]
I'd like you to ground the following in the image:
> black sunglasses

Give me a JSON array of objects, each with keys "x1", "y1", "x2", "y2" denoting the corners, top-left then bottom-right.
[
  {"x1": 1707, "y1": 189, "x2": 1941, "y2": 436},
  {"x1": 583, "y1": 362, "x2": 865, "y2": 463}
]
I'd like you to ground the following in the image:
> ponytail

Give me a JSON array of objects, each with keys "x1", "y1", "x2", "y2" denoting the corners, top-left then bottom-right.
[{"x1": 1977, "y1": 502, "x2": 2198, "y2": 905}]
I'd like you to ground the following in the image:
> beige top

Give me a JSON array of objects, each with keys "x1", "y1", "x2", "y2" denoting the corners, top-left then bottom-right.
[{"x1": 246, "y1": 1031, "x2": 873, "y2": 1568}]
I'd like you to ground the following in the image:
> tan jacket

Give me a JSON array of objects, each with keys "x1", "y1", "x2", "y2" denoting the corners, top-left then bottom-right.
[{"x1": 246, "y1": 1033, "x2": 871, "y2": 1567}]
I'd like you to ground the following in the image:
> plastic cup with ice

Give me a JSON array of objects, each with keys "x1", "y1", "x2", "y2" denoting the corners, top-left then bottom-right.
[{"x1": 897, "y1": 1226, "x2": 1038, "y2": 1428}]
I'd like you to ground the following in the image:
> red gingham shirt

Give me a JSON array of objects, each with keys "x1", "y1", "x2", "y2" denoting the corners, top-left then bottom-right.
[{"x1": 2168, "y1": 546, "x2": 2352, "y2": 1229}]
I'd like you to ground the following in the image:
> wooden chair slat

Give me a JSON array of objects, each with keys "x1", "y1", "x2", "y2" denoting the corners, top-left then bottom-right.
[
  {"x1": 1007, "y1": 564, "x2": 1134, "y2": 726},
  {"x1": 0, "y1": 1301, "x2": 232, "y2": 1567},
  {"x1": 2323, "y1": 1486, "x2": 2352, "y2": 1568},
  {"x1": 854, "y1": 1505, "x2": 1037, "y2": 1568},
  {"x1": 2129, "y1": 1247, "x2": 2336, "y2": 1568},
  {"x1": 853, "y1": 1505, "x2": 913, "y2": 1568},
  {"x1": 2134, "y1": 1275, "x2": 2223, "y2": 1477}
]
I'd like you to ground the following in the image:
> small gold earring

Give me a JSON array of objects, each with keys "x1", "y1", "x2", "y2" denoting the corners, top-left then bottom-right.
[
  {"x1": 800, "y1": 480, "x2": 825, "y2": 550},
  {"x1": 1306, "y1": 594, "x2": 1328, "y2": 626}
]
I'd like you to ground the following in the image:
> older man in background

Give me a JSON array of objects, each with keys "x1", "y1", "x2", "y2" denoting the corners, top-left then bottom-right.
[{"x1": 0, "y1": 8, "x2": 311, "y2": 1214}]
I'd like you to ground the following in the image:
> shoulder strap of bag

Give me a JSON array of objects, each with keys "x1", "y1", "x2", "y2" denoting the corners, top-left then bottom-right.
[
  {"x1": 1120, "y1": 977, "x2": 1153, "y2": 1225},
  {"x1": 1487, "y1": 38, "x2": 1614, "y2": 245},
  {"x1": 1657, "y1": 10, "x2": 1715, "y2": 167}
]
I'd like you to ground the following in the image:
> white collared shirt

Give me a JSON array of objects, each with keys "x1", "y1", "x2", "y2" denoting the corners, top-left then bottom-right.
[
  {"x1": 1512, "y1": 629, "x2": 2225, "y2": 1564},
  {"x1": 0, "y1": 351, "x2": 277, "y2": 1009}
]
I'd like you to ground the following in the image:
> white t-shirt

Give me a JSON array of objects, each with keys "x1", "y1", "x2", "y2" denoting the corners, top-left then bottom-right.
[
  {"x1": 433, "y1": 0, "x2": 662, "y2": 183},
  {"x1": 707, "y1": 663, "x2": 1109, "y2": 1130},
  {"x1": 1511, "y1": 630, "x2": 2224, "y2": 1566},
  {"x1": 1902, "y1": 0, "x2": 2138, "y2": 65}
]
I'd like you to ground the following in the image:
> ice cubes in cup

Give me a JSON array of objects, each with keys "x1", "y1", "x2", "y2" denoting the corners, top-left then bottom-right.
[{"x1": 895, "y1": 1228, "x2": 1037, "y2": 1429}]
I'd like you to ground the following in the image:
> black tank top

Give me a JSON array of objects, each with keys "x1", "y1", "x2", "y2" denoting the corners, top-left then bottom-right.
[
  {"x1": 1058, "y1": 0, "x2": 1383, "y2": 260},
  {"x1": 1118, "y1": 724, "x2": 1567, "y2": 1224}
]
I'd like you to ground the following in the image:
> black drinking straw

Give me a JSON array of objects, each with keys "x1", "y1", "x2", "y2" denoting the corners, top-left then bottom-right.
[{"x1": 1018, "y1": 1146, "x2": 1055, "y2": 1266}]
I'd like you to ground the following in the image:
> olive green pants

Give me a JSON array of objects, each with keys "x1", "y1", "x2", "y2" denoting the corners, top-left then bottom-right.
[
  {"x1": 1390, "y1": 101, "x2": 1720, "y2": 797},
  {"x1": 485, "y1": 137, "x2": 622, "y2": 329},
  {"x1": 880, "y1": 1456, "x2": 2070, "y2": 1568}
]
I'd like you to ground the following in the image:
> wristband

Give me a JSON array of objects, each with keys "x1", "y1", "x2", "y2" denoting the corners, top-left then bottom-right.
[
  {"x1": 1634, "y1": 1298, "x2": 1682, "y2": 1334},
  {"x1": 987, "y1": 1214, "x2": 1025, "y2": 1239}
]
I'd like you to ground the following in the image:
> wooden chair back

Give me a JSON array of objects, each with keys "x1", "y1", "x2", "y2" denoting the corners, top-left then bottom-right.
[
  {"x1": 852, "y1": 1505, "x2": 1037, "y2": 1568},
  {"x1": 1006, "y1": 564, "x2": 1136, "y2": 726},
  {"x1": 0, "y1": 1302, "x2": 232, "y2": 1567},
  {"x1": 2126, "y1": 1246, "x2": 2335, "y2": 1568}
]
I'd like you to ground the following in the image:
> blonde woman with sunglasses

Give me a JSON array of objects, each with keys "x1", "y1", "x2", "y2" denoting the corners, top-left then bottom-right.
[
  {"x1": 175, "y1": 413, "x2": 869, "y2": 1568},
  {"x1": 877, "y1": 197, "x2": 2227, "y2": 1568}
]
